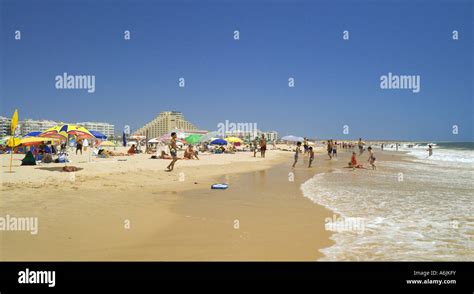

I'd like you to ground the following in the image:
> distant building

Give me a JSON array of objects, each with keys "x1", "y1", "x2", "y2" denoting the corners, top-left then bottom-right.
[
  {"x1": 134, "y1": 111, "x2": 198, "y2": 138},
  {"x1": 0, "y1": 116, "x2": 12, "y2": 136},
  {"x1": 0, "y1": 116, "x2": 115, "y2": 138},
  {"x1": 76, "y1": 122, "x2": 115, "y2": 138},
  {"x1": 19, "y1": 119, "x2": 59, "y2": 135}
]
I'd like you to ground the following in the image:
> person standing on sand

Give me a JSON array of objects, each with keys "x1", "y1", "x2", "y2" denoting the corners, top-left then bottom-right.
[
  {"x1": 292, "y1": 141, "x2": 302, "y2": 168},
  {"x1": 260, "y1": 134, "x2": 267, "y2": 158},
  {"x1": 252, "y1": 137, "x2": 258, "y2": 157},
  {"x1": 427, "y1": 145, "x2": 433, "y2": 157},
  {"x1": 76, "y1": 138, "x2": 83, "y2": 155},
  {"x1": 166, "y1": 132, "x2": 179, "y2": 171},
  {"x1": 381, "y1": 143, "x2": 384, "y2": 151},
  {"x1": 367, "y1": 146, "x2": 376, "y2": 170},
  {"x1": 332, "y1": 142, "x2": 337, "y2": 158},
  {"x1": 308, "y1": 146, "x2": 315, "y2": 168}
]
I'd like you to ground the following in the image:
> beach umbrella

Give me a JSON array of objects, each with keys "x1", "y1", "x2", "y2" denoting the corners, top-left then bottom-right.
[
  {"x1": 20, "y1": 136, "x2": 60, "y2": 146},
  {"x1": 199, "y1": 131, "x2": 219, "y2": 142},
  {"x1": 224, "y1": 137, "x2": 243, "y2": 143},
  {"x1": 89, "y1": 130, "x2": 107, "y2": 140},
  {"x1": 98, "y1": 140, "x2": 116, "y2": 147},
  {"x1": 148, "y1": 138, "x2": 159, "y2": 143},
  {"x1": 39, "y1": 124, "x2": 93, "y2": 140},
  {"x1": 185, "y1": 134, "x2": 202, "y2": 145},
  {"x1": 158, "y1": 133, "x2": 172, "y2": 143},
  {"x1": 24, "y1": 131, "x2": 41, "y2": 137},
  {"x1": 281, "y1": 135, "x2": 304, "y2": 142},
  {"x1": 210, "y1": 138, "x2": 227, "y2": 145}
]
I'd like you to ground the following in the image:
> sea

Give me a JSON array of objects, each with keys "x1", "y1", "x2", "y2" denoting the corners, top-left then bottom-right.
[{"x1": 301, "y1": 142, "x2": 474, "y2": 261}]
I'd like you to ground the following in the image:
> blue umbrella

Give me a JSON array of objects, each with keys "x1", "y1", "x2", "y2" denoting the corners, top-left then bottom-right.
[
  {"x1": 210, "y1": 138, "x2": 227, "y2": 145},
  {"x1": 24, "y1": 131, "x2": 41, "y2": 137},
  {"x1": 89, "y1": 130, "x2": 107, "y2": 140}
]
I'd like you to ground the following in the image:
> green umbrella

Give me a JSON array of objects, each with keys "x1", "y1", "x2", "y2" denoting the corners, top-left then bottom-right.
[{"x1": 185, "y1": 134, "x2": 203, "y2": 145}]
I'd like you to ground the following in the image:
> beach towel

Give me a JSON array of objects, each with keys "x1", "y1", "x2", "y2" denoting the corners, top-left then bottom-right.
[{"x1": 21, "y1": 151, "x2": 36, "y2": 166}]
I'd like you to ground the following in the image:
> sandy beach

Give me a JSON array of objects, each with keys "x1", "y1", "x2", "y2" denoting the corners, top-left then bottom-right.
[{"x1": 0, "y1": 146, "x2": 333, "y2": 260}]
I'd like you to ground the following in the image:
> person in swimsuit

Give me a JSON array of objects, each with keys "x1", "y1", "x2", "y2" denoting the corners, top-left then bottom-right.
[
  {"x1": 332, "y1": 142, "x2": 337, "y2": 158},
  {"x1": 327, "y1": 140, "x2": 333, "y2": 159},
  {"x1": 303, "y1": 137, "x2": 309, "y2": 155},
  {"x1": 427, "y1": 145, "x2": 433, "y2": 157},
  {"x1": 252, "y1": 137, "x2": 258, "y2": 157},
  {"x1": 348, "y1": 151, "x2": 364, "y2": 169},
  {"x1": 367, "y1": 146, "x2": 376, "y2": 170},
  {"x1": 292, "y1": 141, "x2": 302, "y2": 168},
  {"x1": 166, "y1": 132, "x2": 179, "y2": 171},
  {"x1": 308, "y1": 146, "x2": 314, "y2": 168},
  {"x1": 260, "y1": 134, "x2": 267, "y2": 158},
  {"x1": 76, "y1": 138, "x2": 83, "y2": 155}
]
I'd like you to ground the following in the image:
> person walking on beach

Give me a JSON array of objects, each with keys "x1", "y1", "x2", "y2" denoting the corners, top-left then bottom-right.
[
  {"x1": 303, "y1": 137, "x2": 309, "y2": 155},
  {"x1": 292, "y1": 141, "x2": 302, "y2": 168},
  {"x1": 358, "y1": 138, "x2": 364, "y2": 155},
  {"x1": 76, "y1": 138, "x2": 83, "y2": 155},
  {"x1": 166, "y1": 132, "x2": 179, "y2": 172},
  {"x1": 308, "y1": 146, "x2": 315, "y2": 168},
  {"x1": 327, "y1": 140, "x2": 333, "y2": 160},
  {"x1": 367, "y1": 146, "x2": 376, "y2": 170},
  {"x1": 260, "y1": 134, "x2": 267, "y2": 158},
  {"x1": 332, "y1": 142, "x2": 337, "y2": 158},
  {"x1": 381, "y1": 143, "x2": 384, "y2": 151},
  {"x1": 427, "y1": 144, "x2": 433, "y2": 157}
]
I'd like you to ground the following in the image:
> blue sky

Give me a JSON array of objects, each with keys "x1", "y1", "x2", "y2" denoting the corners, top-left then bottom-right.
[{"x1": 1, "y1": 0, "x2": 472, "y2": 141}]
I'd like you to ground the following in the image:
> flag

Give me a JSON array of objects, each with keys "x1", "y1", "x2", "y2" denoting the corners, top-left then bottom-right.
[
  {"x1": 122, "y1": 131, "x2": 127, "y2": 147},
  {"x1": 10, "y1": 109, "x2": 18, "y2": 135}
]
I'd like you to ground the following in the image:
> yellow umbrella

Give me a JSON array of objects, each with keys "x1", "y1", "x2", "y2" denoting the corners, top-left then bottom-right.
[
  {"x1": 225, "y1": 137, "x2": 243, "y2": 143},
  {"x1": 99, "y1": 141, "x2": 116, "y2": 147},
  {"x1": 20, "y1": 136, "x2": 60, "y2": 146}
]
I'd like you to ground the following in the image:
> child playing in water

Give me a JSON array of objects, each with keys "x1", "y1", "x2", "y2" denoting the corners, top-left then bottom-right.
[
  {"x1": 367, "y1": 146, "x2": 376, "y2": 170},
  {"x1": 348, "y1": 152, "x2": 364, "y2": 169},
  {"x1": 292, "y1": 141, "x2": 302, "y2": 168},
  {"x1": 308, "y1": 146, "x2": 314, "y2": 168}
]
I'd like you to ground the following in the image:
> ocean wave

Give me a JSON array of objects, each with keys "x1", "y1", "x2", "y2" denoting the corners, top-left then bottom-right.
[{"x1": 300, "y1": 163, "x2": 474, "y2": 261}]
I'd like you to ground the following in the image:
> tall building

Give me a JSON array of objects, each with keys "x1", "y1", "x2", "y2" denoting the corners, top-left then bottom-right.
[
  {"x1": 76, "y1": 122, "x2": 115, "y2": 138},
  {"x1": 134, "y1": 111, "x2": 197, "y2": 138},
  {"x1": 0, "y1": 116, "x2": 12, "y2": 137}
]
